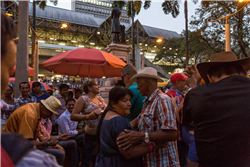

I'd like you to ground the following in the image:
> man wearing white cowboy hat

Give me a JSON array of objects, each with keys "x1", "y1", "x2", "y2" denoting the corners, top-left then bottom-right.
[
  {"x1": 117, "y1": 67, "x2": 179, "y2": 167},
  {"x1": 2, "y1": 96, "x2": 65, "y2": 165},
  {"x1": 182, "y1": 51, "x2": 250, "y2": 167}
]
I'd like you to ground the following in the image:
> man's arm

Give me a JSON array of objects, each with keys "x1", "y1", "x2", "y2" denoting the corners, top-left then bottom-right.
[
  {"x1": 129, "y1": 118, "x2": 138, "y2": 129},
  {"x1": 58, "y1": 116, "x2": 78, "y2": 137},
  {"x1": 181, "y1": 91, "x2": 192, "y2": 126}
]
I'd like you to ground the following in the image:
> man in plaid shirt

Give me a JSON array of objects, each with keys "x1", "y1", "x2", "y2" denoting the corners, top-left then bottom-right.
[{"x1": 117, "y1": 67, "x2": 179, "y2": 167}]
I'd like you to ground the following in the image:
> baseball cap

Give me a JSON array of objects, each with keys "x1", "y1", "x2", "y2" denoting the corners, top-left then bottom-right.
[{"x1": 170, "y1": 73, "x2": 186, "y2": 83}]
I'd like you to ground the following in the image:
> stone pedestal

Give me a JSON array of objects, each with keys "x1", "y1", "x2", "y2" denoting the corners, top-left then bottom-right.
[{"x1": 105, "y1": 43, "x2": 132, "y2": 64}]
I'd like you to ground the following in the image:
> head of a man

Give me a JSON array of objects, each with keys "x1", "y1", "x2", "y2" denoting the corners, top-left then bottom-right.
[
  {"x1": 75, "y1": 89, "x2": 83, "y2": 99},
  {"x1": 1, "y1": 12, "x2": 17, "y2": 95},
  {"x1": 197, "y1": 51, "x2": 250, "y2": 83},
  {"x1": 19, "y1": 82, "x2": 30, "y2": 96},
  {"x1": 170, "y1": 73, "x2": 186, "y2": 93},
  {"x1": 40, "y1": 96, "x2": 61, "y2": 119},
  {"x1": 32, "y1": 82, "x2": 42, "y2": 94},
  {"x1": 121, "y1": 64, "x2": 137, "y2": 88},
  {"x1": 66, "y1": 98, "x2": 76, "y2": 113},
  {"x1": 136, "y1": 77, "x2": 158, "y2": 97},
  {"x1": 59, "y1": 84, "x2": 69, "y2": 97}
]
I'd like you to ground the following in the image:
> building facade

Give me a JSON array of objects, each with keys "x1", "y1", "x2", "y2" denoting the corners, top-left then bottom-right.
[{"x1": 72, "y1": 0, "x2": 130, "y2": 24}]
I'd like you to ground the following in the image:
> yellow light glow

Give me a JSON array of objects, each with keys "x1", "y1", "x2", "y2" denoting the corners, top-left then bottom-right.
[
  {"x1": 156, "y1": 39, "x2": 163, "y2": 43},
  {"x1": 239, "y1": 0, "x2": 244, "y2": 2},
  {"x1": 61, "y1": 23, "x2": 68, "y2": 28},
  {"x1": 6, "y1": 12, "x2": 13, "y2": 16}
]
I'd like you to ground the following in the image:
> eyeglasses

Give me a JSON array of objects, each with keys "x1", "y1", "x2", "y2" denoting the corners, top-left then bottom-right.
[{"x1": 13, "y1": 37, "x2": 19, "y2": 44}]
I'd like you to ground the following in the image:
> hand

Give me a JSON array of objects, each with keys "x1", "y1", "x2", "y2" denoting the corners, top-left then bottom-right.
[
  {"x1": 49, "y1": 140, "x2": 58, "y2": 146},
  {"x1": 94, "y1": 108, "x2": 104, "y2": 115},
  {"x1": 185, "y1": 64, "x2": 201, "y2": 88},
  {"x1": 77, "y1": 129, "x2": 85, "y2": 134},
  {"x1": 170, "y1": 95, "x2": 177, "y2": 106},
  {"x1": 86, "y1": 112, "x2": 99, "y2": 120},
  {"x1": 58, "y1": 133, "x2": 71, "y2": 140},
  {"x1": 116, "y1": 129, "x2": 144, "y2": 150}
]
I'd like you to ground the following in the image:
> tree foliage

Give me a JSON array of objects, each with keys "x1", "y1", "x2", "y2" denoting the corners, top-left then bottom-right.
[
  {"x1": 190, "y1": 1, "x2": 250, "y2": 58},
  {"x1": 35, "y1": 0, "x2": 58, "y2": 10}
]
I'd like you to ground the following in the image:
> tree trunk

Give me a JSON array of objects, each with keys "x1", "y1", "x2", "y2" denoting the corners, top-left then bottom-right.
[
  {"x1": 31, "y1": 0, "x2": 38, "y2": 81},
  {"x1": 185, "y1": 0, "x2": 189, "y2": 66},
  {"x1": 15, "y1": 1, "x2": 29, "y2": 98},
  {"x1": 131, "y1": 1, "x2": 135, "y2": 66}
]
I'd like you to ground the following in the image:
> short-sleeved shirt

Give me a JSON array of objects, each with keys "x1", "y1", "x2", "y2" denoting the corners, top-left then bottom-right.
[
  {"x1": 1, "y1": 99, "x2": 16, "y2": 125},
  {"x1": 2, "y1": 103, "x2": 41, "y2": 140},
  {"x1": 138, "y1": 89, "x2": 179, "y2": 167},
  {"x1": 95, "y1": 116, "x2": 143, "y2": 167},
  {"x1": 126, "y1": 83, "x2": 146, "y2": 122},
  {"x1": 15, "y1": 95, "x2": 37, "y2": 109},
  {"x1": 31, "y1": 93, "x2": 50, "y2": 103},
  {"x1": 40, "y1": 118, "x2": 52, "y2": 141}
]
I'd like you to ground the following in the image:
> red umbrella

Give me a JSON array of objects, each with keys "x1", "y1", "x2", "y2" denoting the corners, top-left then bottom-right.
[
  {"x1": 9, "y1": 66, "x2": 35, "y2": 77},
  {"x1": 42, "y1": 48, "x2": 126, "y2": 78},
  {"x1": 29, "y1": 81, "x2": 52, "y2": 91}
]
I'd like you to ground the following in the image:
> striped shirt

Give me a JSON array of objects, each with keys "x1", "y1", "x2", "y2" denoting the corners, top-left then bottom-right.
[{"x1": 138, "y1": 89, "x2": 179, "y2": 167}]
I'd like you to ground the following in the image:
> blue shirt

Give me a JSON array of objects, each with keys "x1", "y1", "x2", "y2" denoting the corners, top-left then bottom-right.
[
  {"x1": 31, "y1": 93, "x2": 50, "y2": 103},
  {"x1": 58, "y1": 109, "x2": 78, "y2": 137},
  {"x1": 15, "y1": 95, "x2": 37, "y2": 108},
  {"x1": 126, "y1": 83, "x2": 146, "y2": 122}
]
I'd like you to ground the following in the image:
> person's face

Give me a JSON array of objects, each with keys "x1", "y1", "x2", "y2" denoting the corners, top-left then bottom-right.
[
  {"x1": 121, "y1": 72, "x2": 130, "y2": 88},
  {"x1": 40, "y1": 104, "x2": 53, "y2": 119},
  {"x1": 60, "y1": 88, "x2": 68, "y2": 97},
  {"x1": 5, "y1": 87, "x2": 13, "y2": 97},
  {"x1": 75, "y1": 91, "x2": 83, "y2": 99},
  {"x1": 33, "y1": 85, "x2": 42, "y2": 94},
  {"x1": 1, "y1": 40, "x2": 16, "y2": 96},
  {"x1": 176, "y1": 80, "x2": 186, "y2": 93},
  {"x1": 112, "y1": 94, "x2": 131, "y2": 117},
  {"x1": 66, "y1": 101, "x2": 75, "y2": 113},
  {"x1": 20, "y1": 84, "x2": 30, "y2": 96},
  {"x1": 136, "y1": 78, "x2": 149, "y2": 97},
  {"x1": 89, "y1": 81, "x2": 100, "y2": 94}
]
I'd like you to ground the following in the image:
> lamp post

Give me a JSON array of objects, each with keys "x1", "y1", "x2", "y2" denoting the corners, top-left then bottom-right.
[{"x1": 207, "y1": 1, "x2": 247, "y2": 51}]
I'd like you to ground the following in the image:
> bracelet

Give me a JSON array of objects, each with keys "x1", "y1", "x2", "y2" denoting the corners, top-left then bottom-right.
[{"x1": 146, "y1": 142, "x2": 154, "y2": 152}]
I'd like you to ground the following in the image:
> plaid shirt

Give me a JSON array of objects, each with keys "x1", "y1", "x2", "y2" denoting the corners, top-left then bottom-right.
[
  {"x1": 167, "y1": 88, "x2": 184, "y2": 141},
  {"x1": 15, "y1": 95, "x2": 37, "y2": 109},
  {"x1": 138, "y1": 89, "x2": 179, "y2": 167}
]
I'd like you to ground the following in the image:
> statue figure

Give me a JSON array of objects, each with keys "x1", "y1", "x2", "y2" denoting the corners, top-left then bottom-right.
[
  {"x1": 111, "y1": 3, "x2": 121, "y2": 43},
  {"x1": 120, "y1": 25, "x2": 126, "y2": 43}
]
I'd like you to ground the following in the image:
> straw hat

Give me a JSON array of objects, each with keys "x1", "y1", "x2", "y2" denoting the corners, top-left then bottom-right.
[
  {"x1": 197, "y1": 51, "x2": 250, "y2": 83},
  {"x1": 131, "y1": 67, "x2": 164, "y2": 82},
  {"x1": 41, "y1": 96, "x2": 61, "y2": 115}
]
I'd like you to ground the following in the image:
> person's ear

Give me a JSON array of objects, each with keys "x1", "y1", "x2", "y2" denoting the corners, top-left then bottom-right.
[
  {"x1": 111, "y1": 101, "x2": 116, "y2": 110},
  {"x1": 207, "y1": 75, "x2": 214, "y2": 83}
]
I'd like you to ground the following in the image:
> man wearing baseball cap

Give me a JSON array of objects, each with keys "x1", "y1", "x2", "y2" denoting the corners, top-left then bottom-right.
[{"x1": 167, "y1": 73, "x2": 187, "y2": 167}]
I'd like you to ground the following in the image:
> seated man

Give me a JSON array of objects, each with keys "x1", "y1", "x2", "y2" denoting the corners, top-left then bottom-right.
[
  {"x1": 31, "y1": 82, "x2": 50, "y2": 103},
  {"x1": 2, "y1": 96, "x2": 65, "y2": 166},
  {"x1": 58, "y1": 98, "x2": 85, "y2": 146}
]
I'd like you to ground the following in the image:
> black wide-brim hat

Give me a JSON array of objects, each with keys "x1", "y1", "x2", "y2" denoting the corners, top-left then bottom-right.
[{"x1": 197, "y1": 51, "x2": 250, "y2": 83}]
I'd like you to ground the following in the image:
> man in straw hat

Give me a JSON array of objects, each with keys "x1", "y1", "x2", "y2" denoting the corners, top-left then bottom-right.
[
  {"x1": 117, "y1": 67, "x2": 179, "y2": 167},
  {"x1": 182, "y1": 51, "x2": 250, "y2": 167},
  {"x1": 2, "y1": 96, "x2": 65, "y2": 165}
]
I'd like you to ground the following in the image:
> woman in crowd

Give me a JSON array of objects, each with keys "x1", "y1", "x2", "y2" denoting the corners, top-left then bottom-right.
[
  {"x1": 71, "y1": 79, "x2": 107, "y2": 167},
  {"x1": 95, "y1": 86, "x2": 156, "y2": 167},
  {"x1": 1, "y1": 85, "x2": 16, "y2": 131}
]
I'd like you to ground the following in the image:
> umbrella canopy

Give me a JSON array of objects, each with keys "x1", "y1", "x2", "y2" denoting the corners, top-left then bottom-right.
[
  {"x1": 29, "y1": 81, "x2": 52, "y2": 91},
  {"x1": 158, "y1": 78, "x2": 169, "y2": 87},
  {"x1": 9, "y1": 66, "x2": 35, "y2": 77},
  {"x1": 42, "y1": 48, "x2": 126, "y2": 78}
]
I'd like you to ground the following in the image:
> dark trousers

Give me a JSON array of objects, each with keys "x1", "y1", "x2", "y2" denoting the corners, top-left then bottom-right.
[
  {"x1": 43, "y1": 148, "x2": 65, "y2": 166},
  {"x1": 178, "y1": 140, "x2": 188, "y2": 167},
  {"x1": 81, "y1": 134, "x2": 97, "y2": 167},
  {"x1": 58, "y1": 140, "x2": 79, "y2": 167}
]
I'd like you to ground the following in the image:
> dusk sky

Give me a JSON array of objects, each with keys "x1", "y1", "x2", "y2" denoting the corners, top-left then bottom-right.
[{"x1": 47, "y1": 0, "x2": 200, "y2": 34}]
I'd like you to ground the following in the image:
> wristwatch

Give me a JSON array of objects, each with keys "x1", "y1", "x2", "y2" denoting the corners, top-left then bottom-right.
[{"x1": 144, "y1": 132, "x2": 150, "y2": 143}]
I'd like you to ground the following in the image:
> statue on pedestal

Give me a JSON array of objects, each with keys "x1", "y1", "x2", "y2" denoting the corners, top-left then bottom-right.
[{"x1": 111, "y1": 3, "x2": 121, "y2": 43}]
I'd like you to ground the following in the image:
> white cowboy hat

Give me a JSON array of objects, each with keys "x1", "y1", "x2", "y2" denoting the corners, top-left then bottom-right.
[
  {"x1": 41, "y1": 96, "x2": 61, "y2": 115},
  {"x1": 131, "y1": 67, "x2": 164, "y2": 82}
]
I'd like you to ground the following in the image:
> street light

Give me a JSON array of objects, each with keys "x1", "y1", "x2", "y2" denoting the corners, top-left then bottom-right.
[
  {"x1": 156, "y1": 38, "x2": 163, "y2": 43},
  {"x1": 207, "y1": 1, "x2": 248, "y2": 51},
  {"x1": 61, "y1": 23, "x2": 68, "y2": 29}
]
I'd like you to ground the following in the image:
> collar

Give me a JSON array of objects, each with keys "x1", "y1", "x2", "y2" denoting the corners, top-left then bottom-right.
[
  {"x1": 170, "y1": 87, "x2": 183, "y2": 97},
  {"x1": 65, "y1": 109, "x2": 71, "y2": 116},
  {"x1": 143, "y1": 88, "x2": 159, "y2": 104},
  {"x1": 129, "y1": 83, "x2": 137, "y2": 88},
  {"x1": 19, "y1": 95, "x2": 31, "y2": 100}
]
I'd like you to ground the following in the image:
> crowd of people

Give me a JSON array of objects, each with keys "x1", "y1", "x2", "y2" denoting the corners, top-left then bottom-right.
[{"x1": 2, "y1": 11, "x2": 250, "y2": 167}]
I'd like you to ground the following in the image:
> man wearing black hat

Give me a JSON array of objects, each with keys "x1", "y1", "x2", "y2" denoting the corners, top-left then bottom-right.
[{"x1": 182, "y1": 51, "x2": 250, "y2": 167}]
